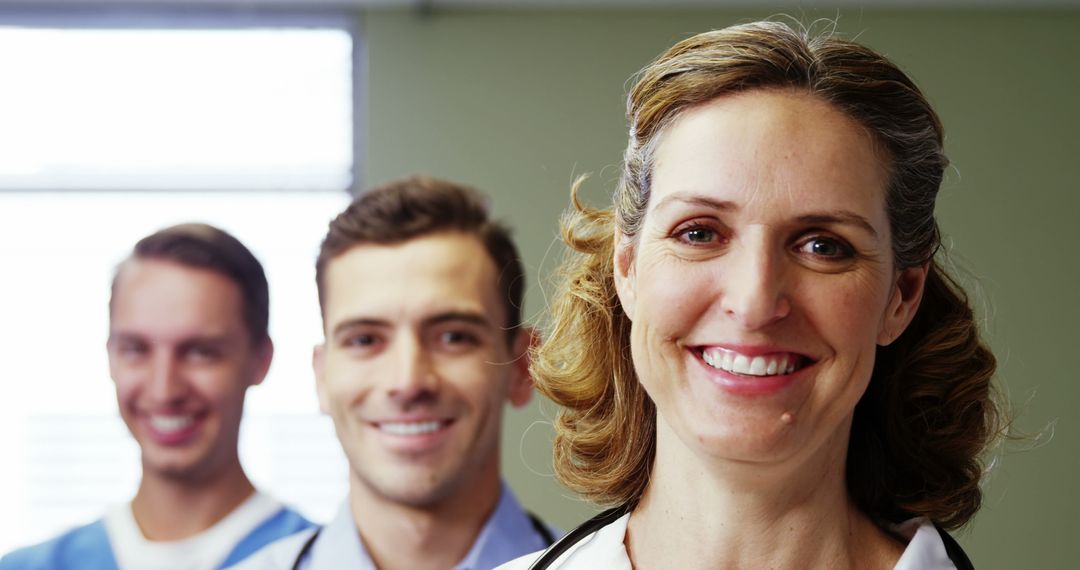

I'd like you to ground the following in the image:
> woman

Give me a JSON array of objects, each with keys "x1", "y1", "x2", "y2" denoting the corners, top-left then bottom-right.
[{"x1": 503, "y1": 21, "x2": 1001, "y2": 570}]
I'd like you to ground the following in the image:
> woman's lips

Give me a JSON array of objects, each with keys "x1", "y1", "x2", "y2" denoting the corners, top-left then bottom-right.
[
  {"x1": 695, "y1": 346, "x2": 814, "y2": 396},
  {"x1": 700, "y1": 346, "x2": 811, "y2": 377}
]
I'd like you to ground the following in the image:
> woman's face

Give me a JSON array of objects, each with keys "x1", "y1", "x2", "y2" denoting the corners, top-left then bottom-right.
[{"x1": 614, "y1": 90, "x2": 926, "y2": 467}]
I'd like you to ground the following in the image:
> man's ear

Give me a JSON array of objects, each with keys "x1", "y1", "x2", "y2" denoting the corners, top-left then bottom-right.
[
  {"x1": 506, "y1": 326, "x2": 538, "y2": 408},
  {"x1": 877, "y1": 263, "x2": 929, "y2": 346},
  {"x1": 613, "y1": 232, "x2": 637, "y2": 321},
  {"x1": 250, "y1": 337, "x2": 274, "y2": 387},
  {"x1": 312, "y1": 344, "x2": 330, "y2": 415}
]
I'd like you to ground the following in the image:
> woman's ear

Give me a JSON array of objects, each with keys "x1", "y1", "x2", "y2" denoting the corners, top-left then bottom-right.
[
  {"x1": 877, "y1": 263, "x2": 930, "y2": 346},
  {"x1": 613, "y1": 232, "x2": 637, "y2": 321}
]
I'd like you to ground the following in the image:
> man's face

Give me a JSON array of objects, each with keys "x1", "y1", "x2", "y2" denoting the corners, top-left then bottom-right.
[
  {"x1": 315, "y1": 232, "x2": 532, "y2": 509},
  {"x1": 107, "y1": 259, "x2": 271, "y2": 483}
]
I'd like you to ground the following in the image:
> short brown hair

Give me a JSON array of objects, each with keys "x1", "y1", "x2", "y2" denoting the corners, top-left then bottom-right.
[
  {"x1": 534, "y1": 21, "x2": 1002, "y2": 530},
  {"x1": 315, "y1": 175, "x2": 525, "y2": 342},
  {"x1": 111, "y1": 223, "x2": 270, "y2": 344}
]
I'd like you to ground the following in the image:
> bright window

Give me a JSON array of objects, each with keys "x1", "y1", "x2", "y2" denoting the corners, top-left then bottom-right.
[
  {"x1": 0, "y1": 27, "x2": 353, "y2": 190},
  {"x1": 0, "y1": 23, "x2": 356, "y2": 553}
]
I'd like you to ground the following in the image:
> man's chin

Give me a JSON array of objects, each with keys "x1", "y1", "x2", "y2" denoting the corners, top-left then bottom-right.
[
  {"x1": 141, "y1": 452, "x2": 216, "y2": 484},
  {"x1": 358, "y1": 469, "x2": 461, "y2": 509}
]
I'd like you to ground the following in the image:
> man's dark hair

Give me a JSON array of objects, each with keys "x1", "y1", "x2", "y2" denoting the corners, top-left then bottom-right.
[
  {"x1": 316, "y1": 175, "x2": 525, "y2": 342},
  {"x1": 110, "y1": 223, "x2": 270, "y2": 344}
]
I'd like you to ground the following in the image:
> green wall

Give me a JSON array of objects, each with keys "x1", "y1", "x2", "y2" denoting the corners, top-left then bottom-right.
[{"x1": 362, "y1": 9, "x2": 1079, "y2": 568}]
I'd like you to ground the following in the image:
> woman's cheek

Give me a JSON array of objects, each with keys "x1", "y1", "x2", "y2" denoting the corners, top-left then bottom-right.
[{"x1": 629, "y1": 254, "x2": 716, "y2": 393}]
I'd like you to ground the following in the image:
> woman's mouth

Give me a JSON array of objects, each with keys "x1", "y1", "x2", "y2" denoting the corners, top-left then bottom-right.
[{"x1": 699, "y1": 346, "x2": 812, "y2": 377}]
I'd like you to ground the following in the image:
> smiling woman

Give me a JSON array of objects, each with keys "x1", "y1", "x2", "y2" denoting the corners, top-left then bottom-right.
[{"x1": 503, "y1": 20, "x2": 1003, "y2": 570}]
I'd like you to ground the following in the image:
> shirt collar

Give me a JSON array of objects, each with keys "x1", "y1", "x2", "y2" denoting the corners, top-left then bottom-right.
[
  {"x1": 891, "y1": 517, "x2": 957, "y2": 570},
  {"x1": 455, "y1": 482, "x2": 553, "y2": 570},
  {"x1": 307, "y1": 482, "x2": 551, "y2": 570},
  {"x1": 307, "y1": 502, "x2": 373, "y2": 570}
]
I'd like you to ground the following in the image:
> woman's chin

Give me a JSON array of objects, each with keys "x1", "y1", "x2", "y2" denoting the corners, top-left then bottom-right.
[
  {"x1": 662, "y1": 409, "x2": 804, "y2": 466},
  {"x1": 699, "y1": 432, "x2": 797, "y2": 464}
]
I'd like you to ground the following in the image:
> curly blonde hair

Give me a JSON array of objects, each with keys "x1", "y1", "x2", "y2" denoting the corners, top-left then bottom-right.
[{"x1": 533, "y1": 21, "x2": 1002, "y2": 530}]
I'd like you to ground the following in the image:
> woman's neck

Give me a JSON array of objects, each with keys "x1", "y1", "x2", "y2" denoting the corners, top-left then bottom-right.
[{"x1": 624, "y1": 416, "x2": 903, "y2": 570}]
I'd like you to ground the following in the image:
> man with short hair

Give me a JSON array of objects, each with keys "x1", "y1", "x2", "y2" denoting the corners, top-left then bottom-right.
[
  {"x1": 236, "y1": 176, "x2": 555, "y2": 569},
  {"x1": 1, "y1": 224, "x2": 314, "y2": 570}
]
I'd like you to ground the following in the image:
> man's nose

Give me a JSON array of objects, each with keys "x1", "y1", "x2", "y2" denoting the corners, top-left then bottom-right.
[
  {"x1": 388, "y1": 334, "x2": 439, "y2": 405},
  {"x1": 147, "y1": 354, "x2": 189, "y2": 404}
]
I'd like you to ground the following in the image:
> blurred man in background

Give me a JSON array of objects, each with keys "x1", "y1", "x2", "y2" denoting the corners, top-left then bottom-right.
[{"x1": 1, "y1": 224, "x2": 314, "y2": 570}]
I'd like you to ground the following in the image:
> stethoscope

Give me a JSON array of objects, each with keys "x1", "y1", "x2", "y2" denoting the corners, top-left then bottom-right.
[
  {"x1": 527, "y1": 503, "x2": 976, "y2": 570},
  {"x1": 291, "y1": 512, "x2": 556, "y2": 570}
]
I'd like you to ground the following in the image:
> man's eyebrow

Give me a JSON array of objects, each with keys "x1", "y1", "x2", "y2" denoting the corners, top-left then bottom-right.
[
  {"x1": 107, "y1": 332, "x2": 143, "y2": 344},
  {"x1": 796, "y1": 211, "x2": 878, "y2": 238},
  {"x1": 423, "y1": 311, "x2": 493, "y2": 329},
  {"x1": 331, "y1": 318, "x2": 391, "y2": 337},
  {"x1": 178, "y1": 335, "x2": 232, "y2": 346},
  {"x1": 652, "y1": 193, "x2": 738, "y2": 213},
  {"x1": 107, "y1": 333, "x2": 233, "y2": 346}
]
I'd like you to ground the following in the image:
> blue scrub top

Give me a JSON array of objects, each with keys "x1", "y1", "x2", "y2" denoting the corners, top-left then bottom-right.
[{"x1": 0, "y1": 506, "x2": 313, "y2": 570}]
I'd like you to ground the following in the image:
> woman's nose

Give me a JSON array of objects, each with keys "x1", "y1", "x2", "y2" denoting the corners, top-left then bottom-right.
[{"x1": 718, "y1": 241, "x2": 791, "y2": 330}]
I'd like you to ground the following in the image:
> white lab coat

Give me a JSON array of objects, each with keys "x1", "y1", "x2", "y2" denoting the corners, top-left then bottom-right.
[{"x1": 498, "y1": 513, "x2": 958, "y2": 570}]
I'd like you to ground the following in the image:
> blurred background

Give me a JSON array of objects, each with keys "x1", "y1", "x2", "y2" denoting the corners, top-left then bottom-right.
[{"x1": 0, "y1": 1, "x2": 1076, "y2": 568}]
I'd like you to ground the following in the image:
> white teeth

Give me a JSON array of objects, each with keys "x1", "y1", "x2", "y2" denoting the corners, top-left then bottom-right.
[
  {"x1": 700, "y1": 348, "x2": 803, "y2": 377},
  {"x1": 748, "y1": 356, "x2": 767, "y2": 376},
  {"x1": 379, "y1": 421, "x2": 443, "y2": 436},
  {"x1": 149, "y1": 414, "x2": 194, "y2": 433}
]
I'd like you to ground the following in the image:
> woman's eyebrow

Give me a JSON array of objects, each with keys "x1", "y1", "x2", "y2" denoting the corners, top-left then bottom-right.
[
  {"x1": 796, "y1": 211, "x2": 878, "y2": 238},
  {"x1": 652, "y1": 193, "x2": 738, "y2": 213}
]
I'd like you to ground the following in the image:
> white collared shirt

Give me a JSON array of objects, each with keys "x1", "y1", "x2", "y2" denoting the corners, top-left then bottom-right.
[
  {"x1": 232, "y1": 482, "x2": 557, "y2": 570},
  {"x1": 498, "y1": 514, "x2": 957, "y2": 570}
]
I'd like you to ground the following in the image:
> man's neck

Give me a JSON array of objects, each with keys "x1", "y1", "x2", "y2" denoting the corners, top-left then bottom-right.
[
  {"x1": 131, "y1": 459, "x2": 255, "y2": 541},
  {"x1": 347, "y1": 466, "x2": 503, "y2": 570}
]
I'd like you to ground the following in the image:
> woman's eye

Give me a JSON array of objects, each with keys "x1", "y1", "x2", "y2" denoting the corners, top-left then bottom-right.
[
  {"x1": 798, "y1": 236, "x2": 854, "y2": 259},
  {"x1": 675, "y1": 226, "x2": 719, "y2": 245}
]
